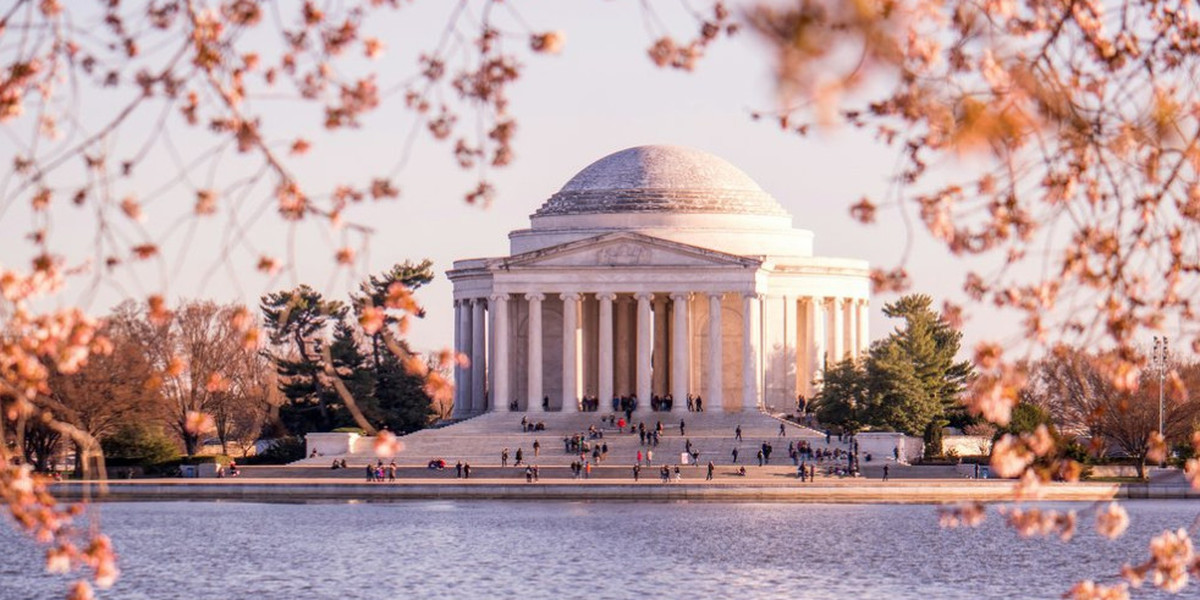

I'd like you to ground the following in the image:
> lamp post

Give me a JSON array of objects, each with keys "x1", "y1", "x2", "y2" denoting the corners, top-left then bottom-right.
[{"x1": 1152, "y1": 336, "x2": 1169, "y2": 467}]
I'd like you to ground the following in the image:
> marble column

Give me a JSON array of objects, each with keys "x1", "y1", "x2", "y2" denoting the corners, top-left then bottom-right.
[
  {"x1": 526, "y1": 293, "x2": 544, "y2": 412},
  {"x1": 597, "y1": 292, "x2": 615, "y2": 407},
  {"x1": 452, "y1": 300, "x2": 466, "y2": 418},
  {"x1": 811, "y1": 296, "x2": 826, "y2": 384},
  {"x1": 489, "y1": 294, "x2": 510, "y2": 412},
  {"x1": 561, "y1": 292, "x2": 580, "y2": 412},
  {"x1": 471, "y1": 298, "x2": 487, "y2": 414},
  {"x1": 742, "y1": 294, "x2": 762, "y2": 411},
  {"x1": 857, "y1": 299, "x2": 870, "y2": 357},
  {"x1": 827, "y1": 297, "x2": 843, "y2": 364},
  {"x1": 635, "y1": 292, "x2": 653, "y2": 406},
  {"x1": 844, "y1": 298, "x2": 856, "y2": 361},
  {"x1": 670, "y1": 292, "x2": 690, "y2": 413},
  {"x1": 784, "y1": 296, "x2": 800, "y2": 405},
  {"x1": 614, "y1": 296, "x2": 632, "y2": 396},
  {"x1": 708, "y1": 293, "x2": 723, "y2": 411},
  {"x1": 652, "y1": 296, "x2": 669, "y2": 396}
]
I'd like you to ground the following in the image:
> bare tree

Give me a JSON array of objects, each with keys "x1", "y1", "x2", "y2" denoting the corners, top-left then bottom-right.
[
  {"x1": 130, "y1": 301, "x2": 259, "y2": 456},
  {"x1": 212, "y1": 351, "x2": 277, "y2": 457},
  {"x1": 1026, "y1": 347, "x2": 1200, "y2": 478},
  {"x1": 36, "y1": 302, "x2": 162, "y2": 474}
]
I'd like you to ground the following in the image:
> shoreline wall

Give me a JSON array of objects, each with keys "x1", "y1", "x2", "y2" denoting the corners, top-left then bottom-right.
[{"x1": 49, "y1": 480, "x2": 1198, "y2": 503}]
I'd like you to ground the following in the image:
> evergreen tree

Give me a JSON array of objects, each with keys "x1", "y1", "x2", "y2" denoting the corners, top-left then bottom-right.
[
  {"x1": 865, "y1": 294, "x2": 974, "y2": 456},
  {"x1": 811, "y1": 357, "x2": 870, "y2": 433},
  {"x1": 324, "y1": 317, "x2": 376, "y2": 430},
  {"x1": 261, "y1": 264, "x2": 438, "y2": 436},
  {"x1": 371, "y1": 346, "x2": 435, "y2": 433},
  {"x1": 260, "y1": 285, "x2": 347, "y2": 434},
  {"x1": 352, "y1": 261, "x2": 436, "y2": 433}
]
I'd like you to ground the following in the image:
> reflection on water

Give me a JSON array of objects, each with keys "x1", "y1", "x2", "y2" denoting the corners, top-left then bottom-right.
[{"x1": 1, "y1": 500, "x2": 1192, "y2": 599}]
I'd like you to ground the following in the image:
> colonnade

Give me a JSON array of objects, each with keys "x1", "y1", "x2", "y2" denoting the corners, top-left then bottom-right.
[{"x1": 451, "y1": 292, "x2": 868, "y2": 417}]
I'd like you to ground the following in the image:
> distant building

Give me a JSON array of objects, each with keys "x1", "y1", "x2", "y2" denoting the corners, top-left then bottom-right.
[{"x1": 447, "y1": 145, "x2": 870, "y2": 416}]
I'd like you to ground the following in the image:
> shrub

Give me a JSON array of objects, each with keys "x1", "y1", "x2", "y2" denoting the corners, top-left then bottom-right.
[
  {"x1": 243, "y1": 437, "x2": 306, "y2": 464},
  {"x1": 101, "y1": 425, "x2": 179, "y2": 467}
]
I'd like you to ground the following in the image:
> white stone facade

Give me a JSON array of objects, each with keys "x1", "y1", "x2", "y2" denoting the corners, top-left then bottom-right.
[{"x1": 447, "y1": 145, "x2": 871, "y2": 416}]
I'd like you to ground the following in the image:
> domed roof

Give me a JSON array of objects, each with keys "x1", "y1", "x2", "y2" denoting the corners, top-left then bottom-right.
[{"x1": 532, "y1": 145, "x2": 789, "y2": 218}]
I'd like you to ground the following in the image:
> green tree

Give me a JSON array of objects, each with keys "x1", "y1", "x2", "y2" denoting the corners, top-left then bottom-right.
[
  {"x1": 324, "y1": 317, "x2": 375, "y2": 431},
  {"x1": 101, "y1": 424, "x2": 179, "y2": 468},
  {"x1": 261, "y1": 285, "x2": 347, "y2": 434},
  {"x1": 352, "y1": 262, "x2": 436, "y2": 434},
  {"x1": 866, "y1": 294, "x2": 974, "y2": 456},
  {"x1": 811, "y1": 357, "x2": 870, "y2": 433}
]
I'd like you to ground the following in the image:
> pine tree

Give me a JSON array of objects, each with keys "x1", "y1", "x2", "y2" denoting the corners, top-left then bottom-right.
[
  {"x1": 260, "y1": 285, "x2": 347, "y2": 434},
  {"x1": 866, "y1": 294, "x2": 974, "y2": 455},
  {"x1": 352, "y1": 261, "x2": 436, "y2": 433},
  {"x1": 324, "y1": 317, "x2": 376, "y2": 430},
  {"x1": 811, "y1": 357, "x2": 870, "y2": 433}
]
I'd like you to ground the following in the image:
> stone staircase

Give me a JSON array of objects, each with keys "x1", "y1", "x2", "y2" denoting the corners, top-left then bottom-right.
[{"x1": 292, "y1": 409, "x2": 853, "y2": 468}]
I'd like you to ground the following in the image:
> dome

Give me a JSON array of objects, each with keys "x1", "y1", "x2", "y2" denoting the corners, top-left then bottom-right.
[{"x1": 532, "y1": 145, "x2": 789, "y2": 218}]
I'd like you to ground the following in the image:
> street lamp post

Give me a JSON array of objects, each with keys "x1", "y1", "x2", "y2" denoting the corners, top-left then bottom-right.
[{"x1": 1152, "y1": 336, "x2": 1169, "y2": 467}]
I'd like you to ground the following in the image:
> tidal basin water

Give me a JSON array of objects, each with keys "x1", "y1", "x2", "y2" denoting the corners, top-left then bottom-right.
[{"x1": 2, "y1": 500, "x2": 1195, "y2": 599}]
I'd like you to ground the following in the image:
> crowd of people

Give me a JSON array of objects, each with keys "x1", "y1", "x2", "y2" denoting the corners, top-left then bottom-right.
[
  {"x1": 323, "y1": 412, "x2": 887, "y2": 486},
  {"x1": 364, "y1": 459, "x2": 398, "y2": 482}
]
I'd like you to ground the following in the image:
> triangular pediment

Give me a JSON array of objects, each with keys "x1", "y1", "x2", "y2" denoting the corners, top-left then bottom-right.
[{"x1": 494, "y1": 232, "x2": 761, "y2": 269}]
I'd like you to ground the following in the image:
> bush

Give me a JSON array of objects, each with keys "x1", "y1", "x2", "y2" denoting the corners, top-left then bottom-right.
[
  {"x1": 242, "y1": 437, "x2": 306, "y2": 464},
  {"x1": 101, "y1": 425, "x2": 179, "y2": 467}
]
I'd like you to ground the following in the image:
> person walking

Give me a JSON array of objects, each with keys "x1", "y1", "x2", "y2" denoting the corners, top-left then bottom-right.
[
  {"x1": 706, "y1": 461, "x2": 715, "y2": 481},
  {"x1": 501, "y1": 448, "x2": 509, "y2": 467},
  {"x1": 679, "y1": 420, "x2": 686, "y2": 436},
  {"x1": 778, "y1": 423, "x2": 786, "y2": 437},
  {"x1": 633, "y1": 463, "x2": 641, "y2": 482},
  {"x1": 735, "y1": 425, "x2": 742, "y2": 441},
  {"x1": 756, "y1": 449, "x2": 764, "y2": 467},
  {"x1": 455, "y1": 461, "x2": 463, "y2": 478},
  {"x1": 463, "y1": 462, "x2": 471, "y2": 479},
  {"x1": 515, "y1": 447, "x2": 524, "y2": 466},
  {"x1": 646, "y1": 449, "x2": 653, "y2": 465},
  {"x1": 387, "y1": 461, "x2": 397, "y2": 482},
  {"x1": 883, "y1": 464, "x2": 890, "y2": 482},
  {"x1": 637, "y1": 450, "x2": 643, "y2": 465},
  {"x1": 533, "y1": 439, "x2": 541, "y2": 457},
  {"x1": 731, "y1": 447, "x2": 739, "y2": 463}
]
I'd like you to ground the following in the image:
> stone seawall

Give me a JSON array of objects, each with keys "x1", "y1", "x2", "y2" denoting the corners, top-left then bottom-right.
[{"x1": 50, "y1": 480, "x2": 1197, "y2": 503}]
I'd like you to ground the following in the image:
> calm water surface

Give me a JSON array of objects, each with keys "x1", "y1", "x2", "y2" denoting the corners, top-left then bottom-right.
[{"x1": 2, "y1": 500, "x2": 1195, "y2": 599}]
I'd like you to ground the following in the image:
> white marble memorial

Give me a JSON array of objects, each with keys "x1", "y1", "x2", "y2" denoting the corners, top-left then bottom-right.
[{"x1": 448, "y1": 145, "x2": 871, "y2": 416}]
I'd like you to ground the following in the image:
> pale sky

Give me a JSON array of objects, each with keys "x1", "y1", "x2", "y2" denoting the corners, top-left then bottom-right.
[{"x1": 1, "y1": 1, "x2": 1050, "y2": 357}]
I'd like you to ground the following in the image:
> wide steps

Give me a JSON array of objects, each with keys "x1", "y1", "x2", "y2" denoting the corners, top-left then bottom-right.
[{"x1": 294, "y1": 410, "x2": 853, "y2": 467}]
